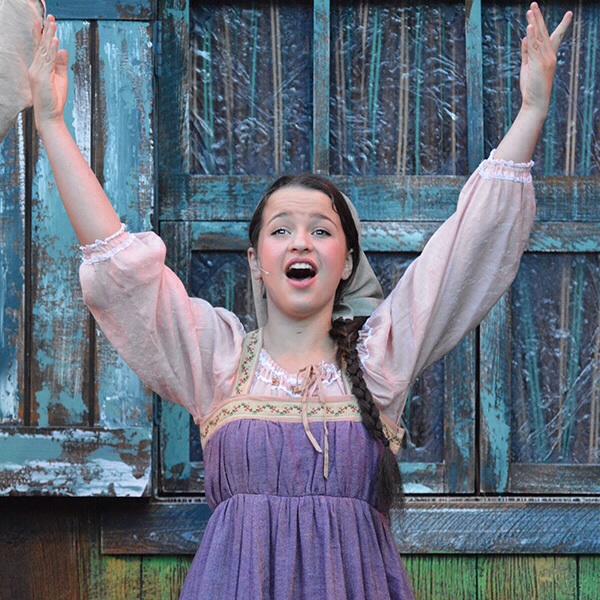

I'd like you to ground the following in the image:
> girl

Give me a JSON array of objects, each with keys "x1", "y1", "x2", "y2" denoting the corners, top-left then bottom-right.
[{"x1": 28, "y1": 4, "x2": 572, "y2": 598}]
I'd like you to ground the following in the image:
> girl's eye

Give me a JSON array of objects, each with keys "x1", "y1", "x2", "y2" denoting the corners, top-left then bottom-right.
[
  {"x1": 271, "y1": 227, "x2": 288, "y2": 235},
  {"x1": 313, "y1": 229, "x2": 331, "y2": 237}
]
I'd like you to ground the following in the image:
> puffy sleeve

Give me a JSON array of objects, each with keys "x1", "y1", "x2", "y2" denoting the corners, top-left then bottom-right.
[
  {"x1": 360, "y1": 152, "x2": 536, "y2": 424},
  {"x1": 79, "y1": 226, "x2": 246, "y2": 423}
]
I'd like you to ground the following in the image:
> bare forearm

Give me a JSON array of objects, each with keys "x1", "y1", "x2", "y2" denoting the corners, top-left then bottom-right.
[
  {"x1": 38, "y1": 120, "x2": 121, "y2": 245},
  {"x1": 493, "y1": 106, "x2": 546, "y2": 163}
]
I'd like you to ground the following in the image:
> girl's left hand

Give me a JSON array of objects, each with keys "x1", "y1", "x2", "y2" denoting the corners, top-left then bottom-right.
[{"x1": 519, "y1": 3, "x2": 573, "y2": 118}]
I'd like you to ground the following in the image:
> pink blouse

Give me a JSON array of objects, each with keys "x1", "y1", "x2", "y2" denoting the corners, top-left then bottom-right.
[{"x1": 80, "y1": 153, "x2": 535, "y2": 435}]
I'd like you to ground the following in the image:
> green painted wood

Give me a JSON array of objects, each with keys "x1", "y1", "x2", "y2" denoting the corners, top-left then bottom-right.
[
  {"x1": 141, "y1": 556, "x2": 192, "y2": 600},
  {"x1": 478, "y1": 555, "x2": 577, "y2": 600},
  {"x1": 579, "y1": 555, "x2": 600, "y2": 600},
  {"x1": 53, "y1": 0, "x2": 153, "y2": 20},
  {"x1": 403, "y1": 555, "x2": 477, "y2": 600},
  {"x1": 94, "y1": 22, "x2": 154, "y2": 430},
  {"x1": 30, "y1": 21, "x2": 92, "y2": 428},
  {"x1": 0, "y1": 118, "x2": 26, "y2": 424},
  {"x1": 100, "y1": 555, "x2": 143, "y2": 600},
  {"x1": 313, "y1": 0, "x2": 330, "y2": 173},
  {"x1": 465, "y1": 0, "x2": 483, "y2": 171},
  {"x1": 0, "y1": 428, "x2": 151, "y2": 496}
]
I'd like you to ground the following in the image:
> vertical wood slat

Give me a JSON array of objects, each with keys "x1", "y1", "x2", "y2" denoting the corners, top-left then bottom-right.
[
  {"x1": 465, "y1": 0, "x2": 484, "y2": 171},
  {"x1": 0, "y1": 119, "x2": 26, "y2": 423},
  {"x1": 312, "y1": 0, "x2": 330, "y2": 173},
  {"x1": 30, "y1": 21, "x2": 92, "y2": 427},
  {"x1": 479, "y1": 294, "x2": 511, "y2": 493},
  {"x1": 94, "y1": 22, "x2": 155, "y2": 429},
  {"x1": 157, "y1": 0, "x2": 190, "y2": 175}
]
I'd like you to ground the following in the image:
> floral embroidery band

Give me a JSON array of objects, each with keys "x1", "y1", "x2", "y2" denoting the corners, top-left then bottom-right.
[{"x1": 200, "y1": 396, "x2": 404, "y2": 455}]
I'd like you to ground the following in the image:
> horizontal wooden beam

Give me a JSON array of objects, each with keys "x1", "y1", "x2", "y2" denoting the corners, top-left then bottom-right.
[
  {"x1": 52, "y1": 0, "x2": 153, "y2": 20},
  {"x1": 158, "y1": 174, "x2": 600, "y2": 222},
  {"x1": 0, "y1": 427, "x2": 152, "y2": 497},
  {"x1": 101, "y1": 497, "x2": 600, "y2": 555}
]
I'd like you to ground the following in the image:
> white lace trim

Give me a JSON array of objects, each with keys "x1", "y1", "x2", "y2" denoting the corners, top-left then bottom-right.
[
  {"x1": 254, "y1": 349, "x2": 342, "y2": 396},
  {"x1": 80, "y1": 224, "x2": 135, "y2": 265},
  {"x1": 478, "y1": 149, "x2": 534, "y2": 184},
  {"x1": 357, "y1": 321, "x2": 374, "y2": 368}
]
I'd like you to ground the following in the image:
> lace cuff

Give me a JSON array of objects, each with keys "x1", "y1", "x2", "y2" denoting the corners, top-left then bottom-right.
[
  {"x1": 477, "y1": 149, "x2": 534, "y2": 184},
  {"x1": 80, "y1": 224, "x2": 135, "y2": 265}
]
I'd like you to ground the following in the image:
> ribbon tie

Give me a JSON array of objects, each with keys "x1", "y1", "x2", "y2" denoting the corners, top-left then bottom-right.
[{"x1": 298, "y1": 364, "x2": 330, "y2": 479}]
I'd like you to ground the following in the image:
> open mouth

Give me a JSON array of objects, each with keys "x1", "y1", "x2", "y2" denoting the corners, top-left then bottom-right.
[{"x1": 286, "y1": 262, "x2": 317, "y2": 281}]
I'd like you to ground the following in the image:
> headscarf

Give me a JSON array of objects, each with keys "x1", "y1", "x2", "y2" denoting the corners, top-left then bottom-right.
[
  {"x1": 0, "y1": 0, "x2": 46, "y2": 143},
  {"x1": 251, "y1": 193, "x2": 384, "y2": 327}
]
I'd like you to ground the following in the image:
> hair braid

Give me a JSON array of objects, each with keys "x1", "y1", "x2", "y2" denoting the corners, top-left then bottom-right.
[{"x1": 330, "y1": 318, "x2": 404, "y2": 515}]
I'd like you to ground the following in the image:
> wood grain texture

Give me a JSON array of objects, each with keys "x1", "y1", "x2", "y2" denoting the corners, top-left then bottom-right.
[
  {"x1": 478, "y1": 555, "x2": 577, "y2": 600},
  {"x1": 578, "y1": 555, "x2": 600, "y2": 600},
  {"x1": 53, "y1": 0, "x2": 154, "y2": 20},
  {"x1": 0, "y1": 118, "x2": 26, "y2": 424},
  {"x1": 404, "y1": 554, "x2": 477, "y2": 600},
  {"x1": 94, "y1": 21, "x2": 154, "y2": 430},
  {"x1": 141, "y1": 556, "x2": 192, "y2": 599},
  {"x1": 30, "y1": 21, "x2": 92, "y2": 428}
]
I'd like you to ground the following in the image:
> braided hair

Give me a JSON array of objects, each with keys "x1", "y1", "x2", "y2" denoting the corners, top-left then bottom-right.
[
  {"x1": 329, "y1": 318, "x2": 404, "y2": 515},
  {"x1": 249, "y1": 173, "x2": 403, "y2": 515}
]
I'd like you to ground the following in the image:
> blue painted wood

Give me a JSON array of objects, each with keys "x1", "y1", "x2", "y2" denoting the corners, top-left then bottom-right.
[
  {"x1": 465, "y1": 0, "x2": 484, "y2": 171},
  {"x1": 30, "y1": 21, "x2": 91, "y2": 427},
  {"x1": 52, "y1": 0, "x2": 153, "y2": 20},
  {"x1": 313, "y1": 0, "x2": 330, "y2": 173},
  {"x1": 100, "y1": 498, "x2": 600, "y2": 554},
  {"x1": 0, "y1": 120, "x2": 25, "y2": 424},
  {"x1": 0, "y1": 427, "x2": 151, "y2": 496},
  {"x1": 94, "y1": 22, "x2": 155, "y2": 429}
]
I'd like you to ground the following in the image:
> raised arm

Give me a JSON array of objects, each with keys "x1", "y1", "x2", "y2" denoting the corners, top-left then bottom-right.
[
  {"x1": 494, "y1": 2, "x2": 572, "y2": 162},
  {"x1": 28, "y1": 15, "x2": 121, "y2": 245}
]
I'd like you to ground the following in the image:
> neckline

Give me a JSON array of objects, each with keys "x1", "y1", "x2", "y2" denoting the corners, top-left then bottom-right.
[{"x1": 259, "y1": 347, "x2": 340, "y2": 379}]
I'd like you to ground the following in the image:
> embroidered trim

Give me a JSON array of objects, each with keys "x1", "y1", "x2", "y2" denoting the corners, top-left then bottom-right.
[
  {"x1": 233, "y1": 330, "x2": 261, "y2": 396},
  {"x1": 201, "y1": 396, "x2": 405, "y2": 454},
  {"x1": 255, "y1": 350, "x2": 342, "y2": 395},
  {"x1": 488, "y1": 149, "x2": 535, "y2": 169}
]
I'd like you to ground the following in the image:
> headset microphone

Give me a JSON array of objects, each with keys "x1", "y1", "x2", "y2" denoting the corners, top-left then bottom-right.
[{"x1": 259, "y1": 266, "x2": 270, "y2": 276}]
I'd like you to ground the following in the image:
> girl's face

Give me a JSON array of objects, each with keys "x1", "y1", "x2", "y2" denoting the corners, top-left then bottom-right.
[{"x1": 248, "y1": 186, "x2": 353, "y2": 323}]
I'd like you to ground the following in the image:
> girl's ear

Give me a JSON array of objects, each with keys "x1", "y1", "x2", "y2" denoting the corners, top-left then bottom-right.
[
  {"x1": 248, "y1": 247, "x2": 262, "y2": 280},
  {"x1": 341, "y1": 250, "x2": 353, "y2": 281}
]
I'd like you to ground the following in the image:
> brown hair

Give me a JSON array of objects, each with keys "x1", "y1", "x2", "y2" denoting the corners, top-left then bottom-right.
[{"x1": 249, "y1": 174, "x2": 403, "y2": 515}]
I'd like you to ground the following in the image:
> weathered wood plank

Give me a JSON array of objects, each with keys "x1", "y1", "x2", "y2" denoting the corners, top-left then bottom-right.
[
  {"x1": 402, "y1": 555, "x2": 477, "y2": 600},
  {"x1": 0, "y1": 427, "x2": 151, "y2": 496},
  {"x1": 101, "y1": 501, "x2": 212, "y2": 554},
  {"x1": 313, "y1": 0, "x2": 330, "y2": 173},
  {"x1": 579, "y1": 555, "x2": 600, "y2": 600},
  {"x1": 392, "y1": 499, "x2": 600, "y2": 554},
  {"x1": 157, "y1": 0, "x2": 190, "y2": 174},
  {"x1": 53, "y1": 0, "x2": 153, "y2": 20},
  {"x1": 0, "y1": 118, "x2": 26, "y2": 424},
  {"x1": 102, "y1": 498, "x2": 600, "y2": 555},
  {"x1": 465, "y1": 0, "x2": 484, "y2": 171},
  {"x1": 30, "y1": 21, "x2": 92, "y2": 427},
  {"x1": 158, "y1": 174, "x2": 600, "y2": 222},
  {"x1": 478, "y1": 555, "x2": 577, "y2": 600},
  {"x1": 509, "y1": 464, "x2": 600, "y2": 494},
  {"x1": 141, "y1": 556, "x2": 192, "y2": 600},
  {"x1": 99, "y1": 556, "x2": 142, "y2": 600},
  {"x1": 94, "y1": 22, "x2": 154, "y2": 430}
]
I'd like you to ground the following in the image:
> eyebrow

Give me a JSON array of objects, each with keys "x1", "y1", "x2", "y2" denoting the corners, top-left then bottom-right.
[{"x1": 266, "y1": 212, "x2": 338, "y2": 227}]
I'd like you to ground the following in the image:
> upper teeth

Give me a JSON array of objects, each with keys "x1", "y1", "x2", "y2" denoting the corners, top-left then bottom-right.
[{"x1": 290, "y1": 263, "x2": 313, "y2": 270}]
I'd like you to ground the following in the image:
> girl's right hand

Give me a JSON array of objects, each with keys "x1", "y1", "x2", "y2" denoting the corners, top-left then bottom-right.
[{"x1": 28, "y1": 14, "x2": 69, "y2": 133}]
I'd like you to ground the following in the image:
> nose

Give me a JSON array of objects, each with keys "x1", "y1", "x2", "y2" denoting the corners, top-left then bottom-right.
[{"x1": 290, "y1": 228, "x2": 313, "y2": 252}]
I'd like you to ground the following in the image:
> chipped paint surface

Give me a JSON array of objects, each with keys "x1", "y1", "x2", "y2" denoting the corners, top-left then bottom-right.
[{"x1": 0, "y1": 428, "x2": 151, "y2": 496}]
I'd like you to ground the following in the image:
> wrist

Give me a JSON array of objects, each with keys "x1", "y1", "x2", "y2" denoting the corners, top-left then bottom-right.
[{"x1": 36, "y1": 116, "x2": 68, "y2": 140}]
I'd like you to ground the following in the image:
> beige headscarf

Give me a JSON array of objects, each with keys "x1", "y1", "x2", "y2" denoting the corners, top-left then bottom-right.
[
  {"x1": 0, "y1": 0, "x2": 46, "y2": 143},
  {"x1": 251, "y1": 194, "x2": 384, "y2": 327}
]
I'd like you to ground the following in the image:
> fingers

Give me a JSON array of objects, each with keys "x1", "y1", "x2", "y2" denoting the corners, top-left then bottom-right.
[{"x1": 550, "y1": 11, "x2": 574, "y2": 53}]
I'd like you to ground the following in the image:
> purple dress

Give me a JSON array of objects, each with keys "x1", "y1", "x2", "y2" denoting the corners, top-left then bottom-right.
[{"x1": 79, "y1": 154, "x2": 536, "y2": 599}]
